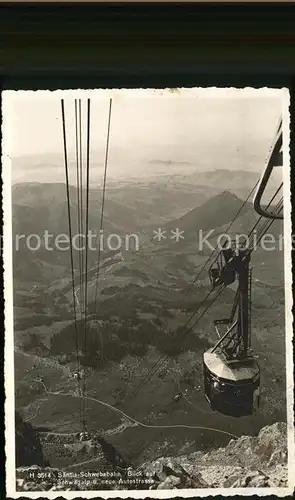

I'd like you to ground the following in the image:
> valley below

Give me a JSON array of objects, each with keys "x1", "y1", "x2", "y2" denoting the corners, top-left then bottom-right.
[{"x1": 11, "y1": 171, "x2": 287, "y2": 489}]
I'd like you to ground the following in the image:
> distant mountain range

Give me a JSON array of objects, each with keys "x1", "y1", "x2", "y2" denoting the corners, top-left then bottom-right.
[
  {"x1": 149, "y1": 160, "x2": 192, "y2": 166},
  {"x1": 12, "y1": 177, "x2": 283, "y2": 285},
  {"x1": 12, "y1": 175, "x2": 286, "y2": 467},
  {"x1": 11, "y1": 143, "x2": 272, "y2": 185}
]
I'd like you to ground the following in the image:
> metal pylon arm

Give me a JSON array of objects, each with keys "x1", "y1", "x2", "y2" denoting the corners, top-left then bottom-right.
[
  {"x1": 253, "y1": 120, "x2": 283, "y2": 220},
  {"x1": 212, "y1": 320, "x2": 238, "y2": 353}
]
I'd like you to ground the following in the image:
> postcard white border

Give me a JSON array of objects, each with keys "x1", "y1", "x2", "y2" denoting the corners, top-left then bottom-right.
[{"x1": 3, "y1": 87, "x2": 294, "y2": 498}]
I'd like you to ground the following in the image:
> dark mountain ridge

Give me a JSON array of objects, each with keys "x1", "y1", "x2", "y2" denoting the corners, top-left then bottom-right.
[
  {"x1": 165, "y1": 190, "x2": 250, "y2": 233},
  {"x1": 12, "y1": 177, "x2": 286, "y2": 466}
]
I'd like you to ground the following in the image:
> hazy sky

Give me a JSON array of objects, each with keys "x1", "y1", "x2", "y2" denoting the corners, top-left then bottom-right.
[{"x1": 4, "y1": 89, "x2": 286, "y2": 181}]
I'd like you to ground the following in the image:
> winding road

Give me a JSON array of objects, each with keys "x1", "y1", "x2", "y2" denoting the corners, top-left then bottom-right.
[{"x1": 30, "y1": 379, "x2": 238, "y2": 439}]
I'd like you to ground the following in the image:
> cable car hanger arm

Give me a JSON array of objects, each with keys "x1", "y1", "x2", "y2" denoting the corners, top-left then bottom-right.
[{"x1": 253, "y1": 122, "x2": 283, "y2": 220}]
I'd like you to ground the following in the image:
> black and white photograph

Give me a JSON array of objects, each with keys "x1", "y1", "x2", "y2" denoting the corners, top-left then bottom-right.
[{"x1": 3, "y1": 88, "x2": 294, "y2": 497}]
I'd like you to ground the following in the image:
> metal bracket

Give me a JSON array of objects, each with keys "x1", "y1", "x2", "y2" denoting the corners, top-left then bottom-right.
[{"x1": 253, "y1": 120, "x2": 283, "y2": 220}]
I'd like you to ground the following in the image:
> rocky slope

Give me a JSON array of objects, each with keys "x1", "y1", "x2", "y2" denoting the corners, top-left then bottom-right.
[
  {"x1": 140, "y1": 421, "x2": 288, "y2": 489},
  {"x1": 15, "y1": 422, "x2": 288, "y2": 491}
]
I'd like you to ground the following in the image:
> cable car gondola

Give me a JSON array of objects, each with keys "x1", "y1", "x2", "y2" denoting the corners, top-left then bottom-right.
[
  {"x1": 203, "y1": 241, "x2": 260, "y2": 417},
  {"x1": 203, "y1": 350, "x2": 260, "y2": 417},
  {"x1": 204, "y1": 118, "x2": 284, "y2": 418}
]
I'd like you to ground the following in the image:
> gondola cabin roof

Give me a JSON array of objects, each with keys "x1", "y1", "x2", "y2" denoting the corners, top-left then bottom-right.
[{"x1": 203, "y1": 349, "x2": 260, "y2": 382}]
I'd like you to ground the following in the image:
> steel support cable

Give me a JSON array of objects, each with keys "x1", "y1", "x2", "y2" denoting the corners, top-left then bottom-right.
[
  {"x1": 124, "y1": 287, "x2": 215, "y2": 402},
  {"x1": 252, "y1": 294, "x2": 284, "y2": 323},
  {"x1": 61, "y1": 100, "x2": 79, "y2": 353},
  {"x1": 247, "y1": 183, "x2": 283, "y2": 242},
  {"x1": 74, "y1": 100, "x2": 83, "y2": 320},
  {"x1": 94, "y1": 99, "x2": 113, "y2": 312},
  {"x1": 61, "y1": 100, "x2": 81, "y2": 424},
  {"x1": 81, "y1": 98, "x2": 91, "y2": 433},
  {"x1": 240, "y1": 197, "x2": 283, "y2": 353},
  {"x1": 217, "y1": 180, "x2": 260, "y2": 244},
  {"x1": 128, "y1": 270, "x2": 280, "y2": 464},
  {"x1": 252, "y1": 289, "x2": 285, "y2": 327},
  {"x1": 248, "y1": 205, "x2": 281, "y2": 254},
  {"x1": 250, "y1": 192, "x2": 283, "y2": 250},
  {"x1": 123, "y1": 179, "x2": 262, "y2": 336},
  {"x1": 239, "y1": 186, "x2": 283, "y2": 265},
  {"x1": 249, "y1": 197, "x2": 283, "y2": 252},
  {"x1": 254, "y1": 279, "x2": 284, "y2": 289},
  {"x1": 124, "y1": 197, "x2": 283, "y2": 421},
  {"x1": 124, "y1": 286, "x2": 224, "y2": 405},
  {"x1": 258, "y1": 196, "x2": 284, "y2": 243},
  {"x1": 220, "y1": 197, "x2": 283, "y2": 356},
  {"x1": 77, "y1": 98, "x2": 85, "y2": 431},
  {"x1": 120, "y1": 131, "x2": 283, "y2": 409},
  {"x1": 79, "y1": 100, "x2": 84, "y2": 315},
  {"x1": 178, "y1": 286, "x2": 225, "y2": 348},
  {"x1": 74, "y1": 99, "x2": 84, "y2": 428},
  {"x1": 136, "y1": 179, "x2": 262, "y2": 372},
  {"x1": 249, "y1": 201, "x2": 284, "y2": 345},
  {"x1": 130, "y1": 286, "x2": 225, "y2": 405},
  {"x1": 124, "y1": 194, "x2": 284, "y2": 406},
  {"x1": 122, "y1": 182, "x2": 265, "y2": 406},
  {"x1": 246, "y1": 197, "x2": 283, "y2": 349},
  {"x1": 256, "y1": 201, "x2": 283, "y2": 247},
  {"x1": 221, "y1": 183, "x2": 282, "y2": 256},
  {"x1": 181, "y1": 180, "x2": 261, "y2": 295},
  {"x1": 133, "y1": 120, "x2": 281, "y2": 438}
]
